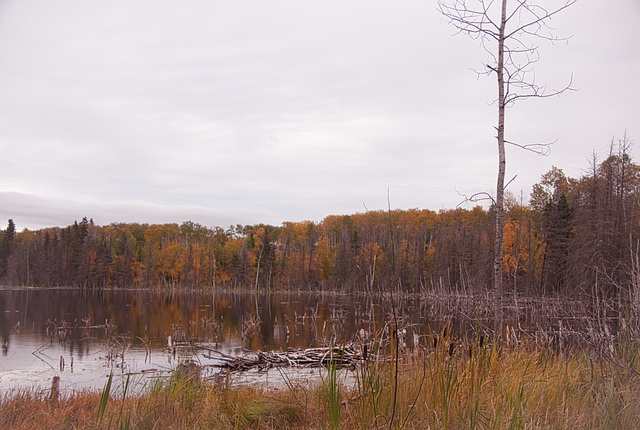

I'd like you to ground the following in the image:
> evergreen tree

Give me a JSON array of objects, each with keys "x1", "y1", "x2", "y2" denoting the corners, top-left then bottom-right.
[
  {"x1": 541, "y1": 194, "x2": 574, "y2": 293},
  {"x1": 0, "y1": 219, "x2": 16, "y2": 280}
]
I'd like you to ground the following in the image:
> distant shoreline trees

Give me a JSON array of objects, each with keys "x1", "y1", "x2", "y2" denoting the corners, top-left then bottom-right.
[{"x1": 1, "y1": 140, "x2": 638, "y2": 308}]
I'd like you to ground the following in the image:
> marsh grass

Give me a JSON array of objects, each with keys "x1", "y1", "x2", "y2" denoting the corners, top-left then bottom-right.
[
  {"x1": 319, "y1": 344, "x2": 344, "y2": 430},
  {"x1": 2, "y1": 338, "x2": 640, "y2": 429}
]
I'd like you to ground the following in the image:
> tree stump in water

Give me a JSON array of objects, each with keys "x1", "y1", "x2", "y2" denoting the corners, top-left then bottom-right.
[
  {"x1": 49, "y1": 376, "x2": 60, "y2": 402},
  {"x1": 177, "y1": 360, "x2": 201, "y2": 382}
]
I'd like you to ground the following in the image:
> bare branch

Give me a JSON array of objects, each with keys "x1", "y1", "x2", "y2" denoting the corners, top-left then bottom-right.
[
  {"x1": 455, "y1": 187, "x2": 496, "y2": 208},
  {"x1": 439, "y1": 0, "x2": 577, "y2": 106},
  {"x1": 505, "y1": 138, "x2": 555, "y2": 156},
  {"x1": 437, "y1": 0, "x2": 501, "y2": 41},
  {"x1": 505, "y1": 73, "x2": 576, "y2": 105},
  {"x1": 504, "y1": 174, "x2": 518, "y2": 190},
  {"x1": 505, "y1": 0, "x2": 578, "y2": 41}
]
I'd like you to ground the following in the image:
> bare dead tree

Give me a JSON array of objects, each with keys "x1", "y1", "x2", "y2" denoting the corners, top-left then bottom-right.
[{"x1": 437, "y1": 0, "x2": 576, "y2": 335}]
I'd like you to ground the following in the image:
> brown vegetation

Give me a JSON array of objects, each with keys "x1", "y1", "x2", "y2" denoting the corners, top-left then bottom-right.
[{"x1": 2, "y1": 335, "x2": 640, "y2": 429}]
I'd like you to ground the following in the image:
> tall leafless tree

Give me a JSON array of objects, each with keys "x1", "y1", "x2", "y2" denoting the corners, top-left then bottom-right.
[{"x1": 437, "y1": 0, "x2": 576, "y2": 333}]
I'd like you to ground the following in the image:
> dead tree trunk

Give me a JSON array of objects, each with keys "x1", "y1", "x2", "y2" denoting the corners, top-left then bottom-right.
[{"x1": 494, "y1": 0, "x2": 507, "y2": 333}]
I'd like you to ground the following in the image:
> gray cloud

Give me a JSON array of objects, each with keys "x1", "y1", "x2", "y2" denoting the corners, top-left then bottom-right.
[{"x1": 0, "y1": 192, "x2": 277, "y2": 231}]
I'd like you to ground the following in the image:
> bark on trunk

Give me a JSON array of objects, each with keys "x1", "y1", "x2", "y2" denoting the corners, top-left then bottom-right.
[{"x1": 494, "y1": 0, "x2": 508, "y2": 335}]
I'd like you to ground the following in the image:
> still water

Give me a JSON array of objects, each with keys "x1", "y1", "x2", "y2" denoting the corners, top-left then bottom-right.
[
  {"x1": 0, "y1": 287, "x2": 587, "y2": 394},
  {"x1": 0, "y1": 288, "x2": 440, "y2": 394}
]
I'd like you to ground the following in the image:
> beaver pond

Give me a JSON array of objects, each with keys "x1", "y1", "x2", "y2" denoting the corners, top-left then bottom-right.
[{"x1": 0, "y1": 287, "x2": 614, "y2": 394}]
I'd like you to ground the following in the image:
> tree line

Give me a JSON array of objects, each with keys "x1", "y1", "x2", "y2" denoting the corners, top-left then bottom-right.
[{"x1": 1, "y1": 137, "x2": 639, "y2": 302}]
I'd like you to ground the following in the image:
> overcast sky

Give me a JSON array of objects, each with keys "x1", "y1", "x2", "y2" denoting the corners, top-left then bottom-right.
[{"x1": 0, "y1": 0, "x2": 638, "y2": 231}]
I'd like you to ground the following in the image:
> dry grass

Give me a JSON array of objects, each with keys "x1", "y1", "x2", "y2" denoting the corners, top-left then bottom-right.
[
  {"x1": 337, "y1": 336, "x2": 640, "y2": 429},
  {"x1": 0, "y1": 378, "x2": 312, "y2": 430},
  {"x1": 2, "y1": 339, "x2": 640, "y2": 429}
]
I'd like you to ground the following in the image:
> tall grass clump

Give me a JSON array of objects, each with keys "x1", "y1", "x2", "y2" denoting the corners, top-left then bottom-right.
[
  {"x1": 319, "y1": 345, "x2": 344, "y2": 429},
  {"x1": 96, "y1": 373, "x2": 112, "y2": 427},
  {"x1": 95, "y1": 373, "x2": 133, "y2": 430}
]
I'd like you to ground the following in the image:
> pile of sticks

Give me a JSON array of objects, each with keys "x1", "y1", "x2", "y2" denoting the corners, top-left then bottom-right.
[{"x1": 195, "y1": 344, "x2": 364, "y2": 372}]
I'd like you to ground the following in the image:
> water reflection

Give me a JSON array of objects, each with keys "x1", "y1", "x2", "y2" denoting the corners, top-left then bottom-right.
[
  {"x1": 0, "y1": 288, "x2": 600, "y2": 392},
  {"x1": 0, "y1": 295, "x2": 10, "y2": 356},
  {"x1": 0, "y1": 289, "x2": 427, "y2": 354}
]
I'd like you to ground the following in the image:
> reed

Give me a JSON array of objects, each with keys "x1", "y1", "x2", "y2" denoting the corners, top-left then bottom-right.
[
  {"x1": 319, "y1": 344, "x2": 344, "y2": 429},
  {"x1": 96, "y1": 373, "x2": 112, "y2": 427}
]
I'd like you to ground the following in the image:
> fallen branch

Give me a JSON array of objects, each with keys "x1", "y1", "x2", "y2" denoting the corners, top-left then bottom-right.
[{"x1": 185, "y1": 342, "x2": 370, "y2": 372}]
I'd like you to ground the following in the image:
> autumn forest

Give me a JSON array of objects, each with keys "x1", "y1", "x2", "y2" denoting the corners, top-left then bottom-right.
[{"x1": 1, "y1": 139, "x2": 638, "y2": 306}]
